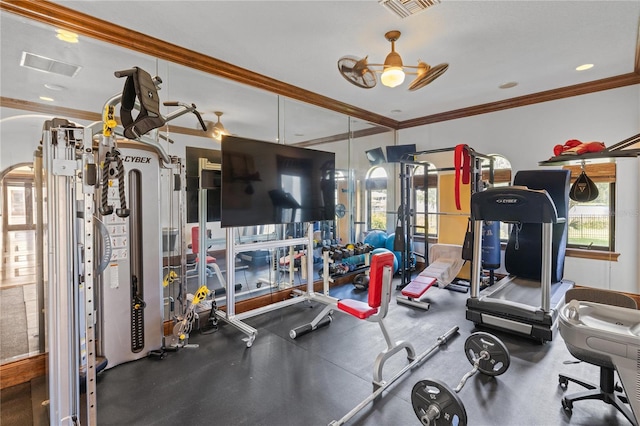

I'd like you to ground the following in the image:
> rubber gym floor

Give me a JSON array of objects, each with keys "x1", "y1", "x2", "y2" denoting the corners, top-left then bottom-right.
[{"x1": 1, "y1": 280, "x2": 634, "y2": 426}]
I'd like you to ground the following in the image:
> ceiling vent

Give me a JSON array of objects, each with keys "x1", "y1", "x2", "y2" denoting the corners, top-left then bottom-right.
[
  {"x1": 20, "y1": 51, "x2": 82, "y2": 77},
  {"x1": 379, "y1": 0, "x2": 441, "y2": 19}
]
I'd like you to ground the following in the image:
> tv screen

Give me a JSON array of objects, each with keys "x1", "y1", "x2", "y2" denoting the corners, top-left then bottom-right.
[
  {"x1": 221, "y1": 136, "x2": 335, "y2": 227},
  {"x1": 365, "y1": 147, "x2": 386, "y2": 166},
  {"x1": 386, "y1": 144, "x2": 417, "y2": 162}
]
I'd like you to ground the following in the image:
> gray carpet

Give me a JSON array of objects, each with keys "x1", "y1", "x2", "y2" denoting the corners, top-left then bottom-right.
[{"x1": 0, "y1": 286, "x2": 29, "y2": 361}]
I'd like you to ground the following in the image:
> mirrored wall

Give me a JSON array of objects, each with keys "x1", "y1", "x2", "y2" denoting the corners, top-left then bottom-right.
[{"x1": 0, "y1": 8, "x2": 395, "y2": 369}]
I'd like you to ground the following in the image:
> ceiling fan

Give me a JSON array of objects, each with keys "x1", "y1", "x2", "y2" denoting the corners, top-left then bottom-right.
[
  {"x1": 337, "y1": 30, "x2": 448, "y2": 91},
  {"x1": 201, "y1": 111, "x2": 229, "y2": 141}
]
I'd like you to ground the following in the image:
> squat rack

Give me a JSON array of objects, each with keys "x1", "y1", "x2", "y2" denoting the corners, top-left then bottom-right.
[{"x1": 396, "y1": 146, "x2": 494, "y2": 288}]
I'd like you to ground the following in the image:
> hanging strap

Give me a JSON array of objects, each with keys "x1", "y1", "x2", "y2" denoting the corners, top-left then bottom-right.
[
  {"x1": 115, "y1": 67, "x2": 165, "y2": 139},
  {"x1": 454, "y1": 144, "x2": 470, "y2": 210}
]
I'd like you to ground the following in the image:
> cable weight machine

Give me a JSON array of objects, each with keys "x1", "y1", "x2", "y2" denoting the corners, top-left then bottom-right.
[
  {"x1": 41, "y1": 118, "x2": 98, "y2": 425},
  {"x1": 395, "y1": 146, "x2": 494, "y2": 289}
]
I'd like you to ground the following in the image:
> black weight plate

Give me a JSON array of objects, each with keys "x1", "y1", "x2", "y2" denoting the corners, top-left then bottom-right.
[
  {"x1": 411, "y1": 379, "x2": 467, "y2": 426},
  {"x1": 464, "y1": 332, "x2": 510, "y2": 376}
]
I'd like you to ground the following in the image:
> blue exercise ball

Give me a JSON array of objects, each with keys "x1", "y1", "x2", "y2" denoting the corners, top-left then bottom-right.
[
  {"x1": 364, "y1": 230, "x2": 388, "y2": 249},
  {"x1": 371, "y1": 247, "x2": 398, "y2": 274},
  {"x1": 385, "y1": 233, "x2": 396, "y2": 251},
  {"x1": 385, "y1": 233, "x2": 414, "y2": 251},
  {"x1": 385, "y1": 234, "x2": 416, "y2": 271}
]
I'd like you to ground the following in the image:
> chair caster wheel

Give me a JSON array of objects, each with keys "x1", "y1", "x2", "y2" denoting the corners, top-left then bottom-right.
[
  {"x1": 561, "y1": 397, "x2": 573, "y2": 414},
  {"x1": 559, "y1": 376, "x2": 568, "y2": 389}
]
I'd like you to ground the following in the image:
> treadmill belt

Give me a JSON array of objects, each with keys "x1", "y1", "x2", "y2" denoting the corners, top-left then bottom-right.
[{"x1": 487, "y1": 277, "x2": 572, "y2": 307}]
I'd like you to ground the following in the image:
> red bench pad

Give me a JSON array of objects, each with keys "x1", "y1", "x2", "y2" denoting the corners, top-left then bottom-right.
[
  {"x1": 337, "y1": 299, "x2": 379, "y2": 319},
  {"x1": 196, "y1": 255, "x2": 216, "y2": 264},
  {"x1": 402, "y1": 276, "x2": 437, "y2": 298}
]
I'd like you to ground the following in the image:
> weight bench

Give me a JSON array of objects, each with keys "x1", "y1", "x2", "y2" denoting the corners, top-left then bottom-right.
[
  {"x1": 290, "y1": 251, "x2": 420, "y2": 388},
  {"x1": 397, "y1": 244, "x2": 464, "y2": 310},
  {"x1": 279, "y1": 251, "x2": 305, "y2": 266}
]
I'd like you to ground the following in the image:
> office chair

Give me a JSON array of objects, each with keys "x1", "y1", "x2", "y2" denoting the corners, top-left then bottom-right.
[{"x1": 559, "y1": 287, "x2": 638, "y2": 425}]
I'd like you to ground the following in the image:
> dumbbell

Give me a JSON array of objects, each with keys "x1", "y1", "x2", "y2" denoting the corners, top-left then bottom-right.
[{"x1": 411, "y1": 332, "x2": 511, "y2": 426}]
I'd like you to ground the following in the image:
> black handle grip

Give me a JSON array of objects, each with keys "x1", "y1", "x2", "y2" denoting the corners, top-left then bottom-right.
[
  {"x1": 114, "y1": 68, "x2": 137, "y2": 78},
  {"x1": 192, "y1": 108, "x2": 207, "y2": 131}
]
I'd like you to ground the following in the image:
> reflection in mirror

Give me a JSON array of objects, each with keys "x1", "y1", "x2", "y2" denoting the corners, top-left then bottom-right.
[
  {"x1": 0, "y1": 9, "x2": 394, "y2": 422},
  {"x1": 161, "y1": 60, "x2": 280, "y2": 142},
  {"x1": 0, "y1": 11, "x2": 159, "y2": 123},
  {"x1": 0, "y1": 163, "x2": 42, "y2": 365},
  {"x1": 348, "y1": 117, "x2": 395, "y2": 243}
]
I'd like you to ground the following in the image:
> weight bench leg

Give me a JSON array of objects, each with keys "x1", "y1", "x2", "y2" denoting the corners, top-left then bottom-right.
[
  {"x1": 372, "y1": 320, "x2": 417, "y2": 387},
  {"x1": 396, "y1": 295, "x2": 430, "y2": 310},
  {"x1": 289, "y1": 304, "x2": 334, "y2": 339}
]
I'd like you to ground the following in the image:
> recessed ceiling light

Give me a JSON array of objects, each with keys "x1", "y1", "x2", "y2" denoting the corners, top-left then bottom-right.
[
  {"x1": 294, "y1": 133, "x2": 304, "y2": 137},
  {"x1": 44, "y1": 83, "x2": 65, "y2": 91},
  {"x1": 39, "y1": 96, "x2": 54, "y2": 102},
  {"x1": 390, "y1": 109, "x2": 402, "y2": 114},
  {"x1": 56, "y1": 29, "x2": 79, "y2": 43},
  {"x1": 499, "y1": 81, "x2": 518, "y2": 89},
  {"x1": 576, "y1": 63, "x2": 594, "y2": 71}
]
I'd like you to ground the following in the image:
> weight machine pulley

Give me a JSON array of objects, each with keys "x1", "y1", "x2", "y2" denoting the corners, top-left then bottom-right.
[{"x1": 411, "y1": 332, "x2": 511, "y2": 426}]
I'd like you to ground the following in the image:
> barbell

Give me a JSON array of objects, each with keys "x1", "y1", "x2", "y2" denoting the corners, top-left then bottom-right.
[{"x1": 411, "y1": 332, "x2": 511, "y2": 426}]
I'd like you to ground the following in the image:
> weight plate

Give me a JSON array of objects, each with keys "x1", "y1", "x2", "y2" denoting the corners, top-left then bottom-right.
[
  {"x1": 464, "y1": 332, "x2": 510, "y2": 376},
  {"x1": 411, "y1": 379, "x2": 467, "y2": 426}
]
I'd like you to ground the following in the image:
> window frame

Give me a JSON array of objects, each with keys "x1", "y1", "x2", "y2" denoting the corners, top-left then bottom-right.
[
  {"x1": 411, "y1": 164, "x2": 438, "y2": 238},
  {"x1": 563, "y1": 163, "x2": 616, "y2": 252},
  {"x1": 365, "y1": 166, "x2": 388, "y2": 231}
]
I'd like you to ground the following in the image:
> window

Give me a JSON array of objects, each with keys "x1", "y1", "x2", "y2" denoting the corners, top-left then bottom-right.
[
  {"x1": 412, "y1": 164, "x2": 438, "y2": 237},
  {"x1": 365, "y1": 167, "x2": 387, "y2": 230},
  {"x1": 481, "y1": 155, "x2": 512, "y2": 241},
  {"x1": 563, "y1": 163, "x2": 615, "y2": 251},
  {"x1": 1, "y1": 165, "x2": 37, "y2": 302}
]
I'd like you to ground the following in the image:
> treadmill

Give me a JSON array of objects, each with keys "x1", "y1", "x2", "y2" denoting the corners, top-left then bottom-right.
[{"x1": 466, "y1": 170, "x2": 574, "y2": 342}]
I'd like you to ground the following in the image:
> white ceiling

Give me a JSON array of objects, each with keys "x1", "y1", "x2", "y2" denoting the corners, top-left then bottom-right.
[{"x1": 1, "y1": 1, "x2": 639, "y2": 144}]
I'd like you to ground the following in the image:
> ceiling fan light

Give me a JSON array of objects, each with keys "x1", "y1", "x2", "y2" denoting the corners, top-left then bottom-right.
[
  {"x1": 381, "y1": 46, "x2": 405, "y2": 87},
  {"x1": 381, "y1": 67, "x2": 405, "y2": 87},
  {"x1": 208, "y1": 111, "x2": 228, "y2": 141},
  {"x1": 212, "y1": 124, "x2": 226, "y2": 141}
]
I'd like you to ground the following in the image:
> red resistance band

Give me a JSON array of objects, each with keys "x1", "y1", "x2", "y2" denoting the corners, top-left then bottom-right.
[{"x1": 454, "y1": 144, "x2": 470, "y2": 211}]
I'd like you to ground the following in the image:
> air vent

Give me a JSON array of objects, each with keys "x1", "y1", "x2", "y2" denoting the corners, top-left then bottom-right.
[
  {"x1": 20, "y1": 52, "x2": 82, "y2": 77},
  {"x1": 379, "y1": 0, "x2": 441, "y2": 19}
]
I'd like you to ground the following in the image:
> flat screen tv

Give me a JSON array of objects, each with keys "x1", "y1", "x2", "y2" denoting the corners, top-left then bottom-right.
[
  {"x1": 386, "y1": 144, "x2": 417, "y2": 162},
  {"x1": 365, "y1": 147, "x2": 386, "y2": 166},
  {"x1": 221, "y1": 136, "x2": 335, "y2": 227}
]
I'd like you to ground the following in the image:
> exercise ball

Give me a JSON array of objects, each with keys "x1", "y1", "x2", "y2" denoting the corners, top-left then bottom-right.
[
  {"x1": 371, "y1": 248, "x2": 398, "y2": 274},
  {"x1": 364, "y1": 230, "x2": 388, "y2": 249},
  {"x1": 385, "y1": 233, "x2": 413, "y2": 251},
  {"x1": 385, "y1": 234, "x2": 416, "y2": 272}
]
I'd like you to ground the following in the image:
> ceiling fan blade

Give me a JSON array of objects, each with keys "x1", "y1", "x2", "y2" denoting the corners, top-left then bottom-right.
[
  {"x1": 408, "y1": 63, "x2": 449, "y2": 91},
  {"x1": 337, "y1": 56, "x2": 377, "y2": 89}
]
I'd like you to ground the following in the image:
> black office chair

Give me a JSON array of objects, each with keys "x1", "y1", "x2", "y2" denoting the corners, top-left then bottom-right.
[{"x1": 559, "y1": 287, "x2": 638, "y2": 425}]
